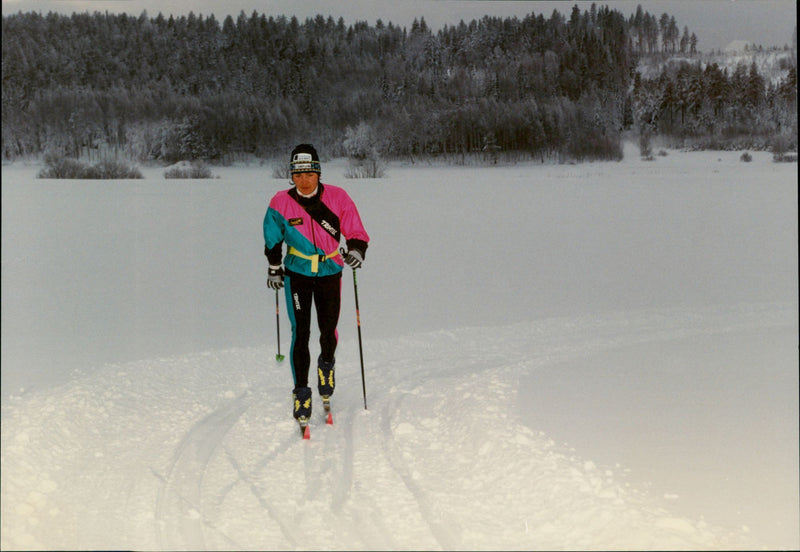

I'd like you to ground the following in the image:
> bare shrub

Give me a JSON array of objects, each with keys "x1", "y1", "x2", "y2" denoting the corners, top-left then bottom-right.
[
  {"x1": 771, "y1": 135, "x2": 797, "y2": 162},
  {"x1": 343, "y1": 122, "x2": 387, "y2": 178},
  {"x1": 344, "y1": 155, "x2": 386, "y2": 178},
  {"x1": 38, "y1": 154, "x2": 142, "y2": 179},
  {"x1": 93, "y1": 158, "x2": 144, "y2": 178},
  {"x1": 164, "y1": 163, "x2": 215, "y2": 178},
  {"x1": 272, "y1": 161, "x2": 291, "y2": 179}
]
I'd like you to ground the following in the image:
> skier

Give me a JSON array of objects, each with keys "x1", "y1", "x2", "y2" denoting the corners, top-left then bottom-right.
[{"x1": 263, "y1": 144, "x2": 370, "y2": 427}]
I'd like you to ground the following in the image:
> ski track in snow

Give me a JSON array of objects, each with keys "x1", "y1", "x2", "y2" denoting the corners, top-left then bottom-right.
[
  {"x1": 3, "y1": 301, "x2": 792, "y2": 550},
  {"x1": 153, "y1": 388, "x2": 252, "y2": 550}
]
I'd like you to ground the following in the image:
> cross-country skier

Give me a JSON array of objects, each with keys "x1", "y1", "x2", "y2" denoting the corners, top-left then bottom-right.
[{"x1": 263, "y1": 143, "x2": 370, "y2": 425}]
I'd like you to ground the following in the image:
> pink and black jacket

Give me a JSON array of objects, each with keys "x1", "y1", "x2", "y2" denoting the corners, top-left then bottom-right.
[{"x1": 264, "y1": 183, "x2": 369, "y2": 277}]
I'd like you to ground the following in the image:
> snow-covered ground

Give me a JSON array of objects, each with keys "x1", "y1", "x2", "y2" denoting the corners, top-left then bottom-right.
[{"x1": 2, "y1": 147, "x2": 798, "y2": 550}]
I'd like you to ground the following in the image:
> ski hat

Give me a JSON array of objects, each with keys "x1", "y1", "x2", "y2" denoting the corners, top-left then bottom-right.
[{"x1": 290, "y1": 143, "x2": 321, "y2": 175}]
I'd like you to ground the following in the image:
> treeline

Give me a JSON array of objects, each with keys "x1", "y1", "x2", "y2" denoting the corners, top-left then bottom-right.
[
  {"x1": 1, "y1": 6, "x2": 796, "y2": 163},
  {"x1": 633, "y1": 59, "x2": 797, "y2": 150}
]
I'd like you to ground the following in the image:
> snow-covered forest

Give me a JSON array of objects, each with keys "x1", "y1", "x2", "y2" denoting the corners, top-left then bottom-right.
[{"x1": 1, "y1": 5, "x2": 796, "y2": 163}]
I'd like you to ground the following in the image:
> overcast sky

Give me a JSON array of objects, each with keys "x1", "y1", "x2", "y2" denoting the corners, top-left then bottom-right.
[{"x1": 1, "y1": 0, "x2": 796, "y2": 53}]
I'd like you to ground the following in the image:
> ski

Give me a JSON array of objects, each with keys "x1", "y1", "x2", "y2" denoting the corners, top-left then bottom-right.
[
  {"x1": 322, "y1": 396, "x2": 333, "y2": 425},
  {"x1": 297, "y1": 417, "x2": 310, "y2": 439}
]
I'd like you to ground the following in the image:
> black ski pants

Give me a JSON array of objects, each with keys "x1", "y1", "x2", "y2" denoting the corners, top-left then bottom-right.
[{"x1": 284, "y1": 270, "x2": 341, "y2": 389}]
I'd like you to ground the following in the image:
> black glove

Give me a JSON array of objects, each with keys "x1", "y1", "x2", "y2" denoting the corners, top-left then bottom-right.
[
  {"x1": 267, "y1": 265, "x2": 284, "y2": 290},
  {"x1": 343, "y1": 249, "x2": 364, "y2": 269}
]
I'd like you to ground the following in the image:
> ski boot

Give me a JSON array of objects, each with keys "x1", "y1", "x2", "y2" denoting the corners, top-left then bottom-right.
[
  {"x1": 317, "y1": 356, "x2": 335, "y2": 412},
  {"x1": 293, "y1": 386, "x2": 312, "y2": 435}
]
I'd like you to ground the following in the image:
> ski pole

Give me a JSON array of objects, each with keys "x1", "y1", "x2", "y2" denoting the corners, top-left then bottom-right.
[
  {"x1": 275, "y1": 289, "x2": 285, "y2": 362},
  {"x1": 352, "y1": 267, "x2": 367, "y2": 410}
]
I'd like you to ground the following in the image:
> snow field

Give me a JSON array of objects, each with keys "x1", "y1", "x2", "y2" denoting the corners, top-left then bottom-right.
[
  {"x1": 1, "y1": 147, "x2": 797, "y2": 549},
  {"x1": 1, "y1": 323, "x2": 747, "y2": 550}
]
